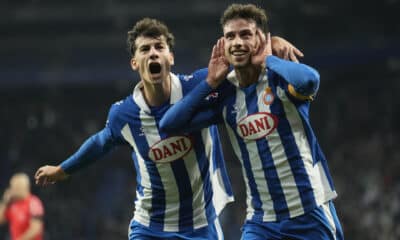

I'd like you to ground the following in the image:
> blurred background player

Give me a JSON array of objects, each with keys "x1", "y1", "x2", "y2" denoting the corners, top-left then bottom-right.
[
  {"x1": 0, "y1": 173, "x2": 44, "y2": 240},
  {"x1": 160, "y1": 3, "x2": 344, "y2": 239}
]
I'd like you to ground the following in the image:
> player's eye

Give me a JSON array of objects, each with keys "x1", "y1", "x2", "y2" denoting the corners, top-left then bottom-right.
[
  {"x1": 240, "y1": 31, "x2": 252, "y2": 39},
  {"x1": 224, "y1": 33, "x2": 235, "y2": 40},
  {"x1": 155, "y1": 44, "x2": 165, "y2": 50},
  {"x1": 140, "y1": 46, "x2": 150, "y2": 52}
]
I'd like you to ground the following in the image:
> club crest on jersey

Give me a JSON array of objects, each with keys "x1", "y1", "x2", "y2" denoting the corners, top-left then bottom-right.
[
  {"x1": 148, "y1": 136, "x2": 193, "y2": 163},
  {"x1": 237, "y1": 112, "x2": 278, "y2": 140},
  {"x1": 205, "y1": 92, "x2": 219, "y2": 101},
  {"x1": 262, "y1": 87, "x2": 274, "y2": 105}
]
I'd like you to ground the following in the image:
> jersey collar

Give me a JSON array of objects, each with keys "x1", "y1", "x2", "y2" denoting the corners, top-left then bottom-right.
[
  {"x1": 226, "y1": 67, "x2": 268, "y2": 87},
  {"x1": 132, "y1": 73, "x2": 183, "y2": 114}
]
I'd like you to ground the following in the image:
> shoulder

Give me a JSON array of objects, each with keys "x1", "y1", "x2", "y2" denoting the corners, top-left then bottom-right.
[
  {"x1": 28, "y1": 195, "x2": 44, "y2": 216},
  {"x1": 108, "y1": 96, "x2": 133, "y2": 120},
  {"x1": 177, "y1": 68, "x2": 209, "y2": 88}
]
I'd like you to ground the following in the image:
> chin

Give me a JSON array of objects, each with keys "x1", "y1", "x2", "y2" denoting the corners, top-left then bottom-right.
[{"x1": 149, "y1": 75, "x2": 164, "y2": 84}]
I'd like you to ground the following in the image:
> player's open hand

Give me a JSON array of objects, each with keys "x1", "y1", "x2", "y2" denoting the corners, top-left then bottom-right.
[
  {"x1": 271, "y1": 36, "x2": 304, "y2": 63},
  {"x1": 35, "y1": 165, "x2": 69, "y2": 187},
  {"x1": 206, "y1": 37, "x2": 229, "y2": 89},
  {"x1": 252, "y1": 30, "x2": 272, "y2": 66}
]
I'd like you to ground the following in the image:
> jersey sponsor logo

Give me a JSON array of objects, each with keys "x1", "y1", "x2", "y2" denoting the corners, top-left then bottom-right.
[
  {"x1": 148, "y1": 136, "x2": 193, "y2": 163},
  {"x1": 237, "y1": 112, "x2": 278, "y2": 140}
]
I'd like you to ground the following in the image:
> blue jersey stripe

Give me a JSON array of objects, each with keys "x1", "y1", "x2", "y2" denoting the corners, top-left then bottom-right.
[
  {"x1": 270, "y1": 78, "x2": 316, "y2": 215},
  {"x1": 131, "y1": 151, "x2": 144, "y2": 196},
  {"x1": 170, "y1": 160, "x2": 194, "y2": 230},
  {"x1": 209, "y1": 126, "x2": 233, "y2": 196},
  {"x1": 224, "y1": 95, "x2": 264, "y2": 222},
  {"x1": 191, "y1": 130, "x2": 217, "y2": 223},
  {"x1": 296, "y1": 103, "x2": 335, "y2": 190},
  {"x1": 244, "y1": 85, "x2": 290, "y2": 220},
  {"x1": 127, "y1": 106, "x2": 166, "y2": 230},
  {"x1": 156, "y1": 126, "x2": 194, "y2": 231}
]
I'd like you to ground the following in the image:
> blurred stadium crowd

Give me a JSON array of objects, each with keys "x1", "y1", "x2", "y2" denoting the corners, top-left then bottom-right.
[{"x1": 1, "y1": 0, "x2": 399, "y2": 239}]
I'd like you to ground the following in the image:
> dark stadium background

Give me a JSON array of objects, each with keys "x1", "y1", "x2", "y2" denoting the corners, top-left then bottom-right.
[{"x1": 1, "y1": 0, "x2": 399, "y2": 239}]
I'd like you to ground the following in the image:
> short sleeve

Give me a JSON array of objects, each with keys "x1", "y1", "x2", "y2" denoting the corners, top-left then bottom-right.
[{"x1": 29, "y1": 196, "x2": 44, "y2": 218}]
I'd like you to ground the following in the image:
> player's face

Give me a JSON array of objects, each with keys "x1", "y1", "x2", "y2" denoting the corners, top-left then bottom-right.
[
  {"x1": 131, "y1": 35, "x2": 174, "y2": 85},
  {"x1": 9, "y1": 176, "x2": 30, "y2": 199},
  {"x1": 223, "y1": 18, "x2": 258, "y2": 68}
]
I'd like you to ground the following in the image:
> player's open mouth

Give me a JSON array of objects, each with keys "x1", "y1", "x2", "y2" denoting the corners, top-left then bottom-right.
[{"x1": 149, "y1": 62, "x2": 162, "y2": 74}]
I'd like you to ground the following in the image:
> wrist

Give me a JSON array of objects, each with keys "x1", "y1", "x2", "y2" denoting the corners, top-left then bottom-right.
[{"x1": 206, "y1": 77, "x2": 220, "y2": 89}]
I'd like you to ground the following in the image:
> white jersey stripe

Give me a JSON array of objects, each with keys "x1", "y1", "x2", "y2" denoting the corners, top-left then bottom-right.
[
  {"x1": 258, "y1": 82, "x2": 303, "y2": 219},
  {"x1": 277, "y1": 86, "x2": 329, "y2": 206},
  {"x1": 140, "y1": 111, "x2": 180, "y2": 232},
  {"x1": 321, "y1": 202, "x2": 337, "y2": 240},
  {"x1": 121, "y1": 124, "x2": 151, "y2": 227},
  {"x1": 182, "y1": 145, "x2": 208, "y2": 229},
  {"x1": 223, "y1": 107, "x2": 255, "y2": 220}
]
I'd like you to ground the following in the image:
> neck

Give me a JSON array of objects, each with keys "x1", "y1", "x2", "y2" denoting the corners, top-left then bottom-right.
[
  {"x1": 141, "y1": 75, "x2": 171, "y2": 107},
  {"x1": 234, "y1": 64, "x2": 262, "y2": 88}
]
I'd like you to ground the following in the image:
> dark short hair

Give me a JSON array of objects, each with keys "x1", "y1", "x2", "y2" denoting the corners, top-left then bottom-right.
[
  {"x1": 127, "y1": 18, "x2": 175, "y2": 57},
  {"x1": 220, "y1": 4, "x2": 269, "y2": 33}
]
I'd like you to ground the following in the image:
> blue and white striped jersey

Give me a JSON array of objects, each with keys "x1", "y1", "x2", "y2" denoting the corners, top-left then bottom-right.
[
  {"x1": 160, "y1": 56, "x2": 337, "y2": 222},
  {"x1": 106, "y1": 70, "x2": 233, "y2": 232}
]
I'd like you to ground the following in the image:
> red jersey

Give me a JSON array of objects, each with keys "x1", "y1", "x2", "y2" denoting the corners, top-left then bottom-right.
[{"x1": 4, "y1": 194, "x2": 44, "y2": 240}]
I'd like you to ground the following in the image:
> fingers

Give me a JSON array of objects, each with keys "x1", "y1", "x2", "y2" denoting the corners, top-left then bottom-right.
[
  {"x1": 265, "y1": 33, "x2": 272, "y2": 57},
  {"x1": 211, "y1": 37, "x2": 225, "y2": 60},
  {"x1": 211, "y1": 45, "x2": 217, "y2": 59},
  {"x1": 293, "y1": 47, "x2": 304, "y2": 57},
  {"x1": 35, "y1": 166, "x2": 49, "y2": 186},
  {"x1": 289, "y1": 49, "x2": 299, "y2": 63},
  {"x1": 255, "y1": 29, "x2": 266, "y2": 55}
]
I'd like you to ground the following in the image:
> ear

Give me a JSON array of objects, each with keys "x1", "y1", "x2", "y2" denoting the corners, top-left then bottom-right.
[
  {"x1": 130, "y1": 58, "x2": 138, "y2": 71},
  {"x1": 168, "y1": 52, "x2": 175, "y2": 66}
]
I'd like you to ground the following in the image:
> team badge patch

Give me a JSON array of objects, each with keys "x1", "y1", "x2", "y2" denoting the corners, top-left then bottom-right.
[{"x1": 262, "y1": 87, "x2": 274, "y2": 105}]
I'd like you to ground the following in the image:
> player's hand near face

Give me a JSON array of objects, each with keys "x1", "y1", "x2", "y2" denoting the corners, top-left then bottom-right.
[
  {"x1": 206, "y1": 37, "x2": 229, "y2": 89},
  {"x1": 35, "y1": 165, "x2": 69, "y2": 187},
  {"x1": 252, "y1": 30, "x2": 272, "y2": 66},
  {"x1": 271, "y1": 36, "x2": 304, "y2": 62}
]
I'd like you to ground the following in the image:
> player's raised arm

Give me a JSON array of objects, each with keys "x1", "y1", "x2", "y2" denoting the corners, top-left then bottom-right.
[
  {"x1": 35, "y1": 127, "x2": 119, "y2": 187},
  {"x1": 266, "y1": 55, "x2": 320, "y2": 100}
]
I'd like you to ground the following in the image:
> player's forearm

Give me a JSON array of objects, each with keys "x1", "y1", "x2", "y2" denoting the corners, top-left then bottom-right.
[
  {"x1": 18, "y1": 219, "x2": 42, "y2": 240},
  {"x1": 0, "y1": 202, "x2": 7, "y2": 224},
  {"x1": 266, "y1": 55, "x2": 320, "y2": 96},
  {"x1": 60, "y1": 128, "x2": 116, "y2": 174},
  {"x1": 160, "y1": 80, "x2": 214, "y2": 133}
]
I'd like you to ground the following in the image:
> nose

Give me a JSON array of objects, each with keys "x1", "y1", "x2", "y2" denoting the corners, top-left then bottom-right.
[
  {"x1": 149, "y1": 46, "x2": 159, "y2": 60},
  {"x1": 232, "y1": 36, "x2": 243, "y2": 48}
]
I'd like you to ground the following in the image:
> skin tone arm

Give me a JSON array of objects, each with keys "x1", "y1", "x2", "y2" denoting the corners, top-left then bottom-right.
[{"x1": 0, "y1": 189, "x2": 11, "y2": 225}]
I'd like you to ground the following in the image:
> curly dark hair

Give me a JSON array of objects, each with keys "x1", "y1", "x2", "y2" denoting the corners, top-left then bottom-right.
[
  {"x1": 127, "y1": 18, "x2": 175, "y2": 57},
  {"x1": 220, "y1": 4, "x2": 269, "y2": 33}
]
